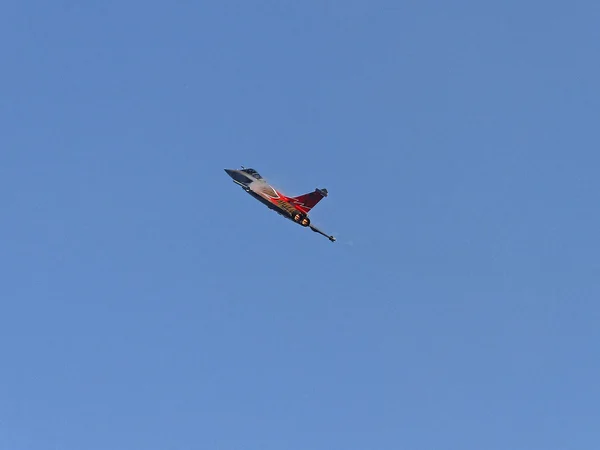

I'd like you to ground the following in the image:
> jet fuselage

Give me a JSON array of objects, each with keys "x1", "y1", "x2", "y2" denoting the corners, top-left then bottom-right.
[{"x1": 224, "y1": 167, "x2": 336, "y2": 242}]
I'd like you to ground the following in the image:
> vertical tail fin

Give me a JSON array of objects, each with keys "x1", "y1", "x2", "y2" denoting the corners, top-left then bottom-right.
[{"x1": 290, "y1": 188, "x2": 328, "y2": 213}]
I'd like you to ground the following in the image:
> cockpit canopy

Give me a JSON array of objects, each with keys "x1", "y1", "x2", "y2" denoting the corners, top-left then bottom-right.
[{"x1": 241, "y1": 168, "x2": 263, "y2": 179}]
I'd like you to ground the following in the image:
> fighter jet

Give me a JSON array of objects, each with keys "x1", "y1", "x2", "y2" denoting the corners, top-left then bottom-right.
[{"x1": 224, "y1": 166, "x2": 336, "y2": 242}]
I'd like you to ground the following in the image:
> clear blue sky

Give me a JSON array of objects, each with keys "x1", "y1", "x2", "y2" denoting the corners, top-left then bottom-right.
[{"x1": 2, "y1": 1, "x2": 599, "y2": 449}]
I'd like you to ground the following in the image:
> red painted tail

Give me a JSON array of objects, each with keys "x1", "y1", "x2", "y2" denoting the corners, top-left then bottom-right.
[{"x1": 289, "y1": 188, "x2": 328, "y2": 213}]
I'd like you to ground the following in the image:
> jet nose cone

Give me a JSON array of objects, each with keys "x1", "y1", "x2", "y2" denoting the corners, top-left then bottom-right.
[{"x1": 224, "y1": 168, "x2": 252, "y2": 186}]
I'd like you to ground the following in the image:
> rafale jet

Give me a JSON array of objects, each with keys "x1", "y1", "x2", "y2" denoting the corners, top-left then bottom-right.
[{"x1": 224, "y1": 166, "x2": 336, "y2": 242}]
